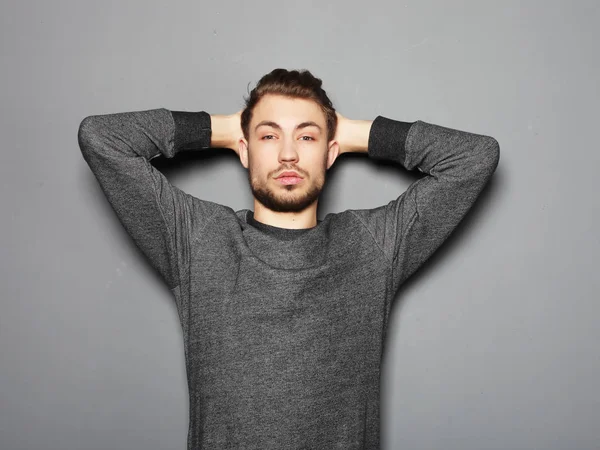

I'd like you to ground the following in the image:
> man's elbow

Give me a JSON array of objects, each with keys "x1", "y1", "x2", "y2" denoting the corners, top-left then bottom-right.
[
  {"x1": 468, "y1": 136, "x2": 500, "y2": 184},
  {"x1": 485, "y1": 137, "x2": 500, "y2": 176},
  {"x1": 77, "y1": 115, "x2": 101, "y2": 155}
]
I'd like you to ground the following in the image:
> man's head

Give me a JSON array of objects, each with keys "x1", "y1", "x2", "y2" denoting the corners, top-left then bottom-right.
[{"x1": 238, "y1": 69, "x2": 339, "y2": 213}]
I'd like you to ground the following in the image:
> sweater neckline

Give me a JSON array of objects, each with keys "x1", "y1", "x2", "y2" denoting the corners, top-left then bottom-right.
[
  {"x1": 245, "y1": 210, "x2": 320, "y2": 240},
  {"x1": 236, "y1": 209, "x2": 329, "y2": 270}
]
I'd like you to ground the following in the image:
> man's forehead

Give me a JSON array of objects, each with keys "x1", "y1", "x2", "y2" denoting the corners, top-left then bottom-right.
[{"x1": 251, "y1": 96, "x2": 326, "y2": 131}]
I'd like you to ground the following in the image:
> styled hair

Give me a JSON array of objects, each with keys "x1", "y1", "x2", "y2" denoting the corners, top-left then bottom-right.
[{"x1": 241, "y1": 68, "x2": 337, "y2": 142}]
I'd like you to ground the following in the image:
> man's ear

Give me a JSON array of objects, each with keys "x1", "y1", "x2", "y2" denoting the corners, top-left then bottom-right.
[
  {"x1": 326, "y1": 140, "x2": 340, "y2": 170},
  {"x1": 239, "y1": 138, "x2": 249, "y2": 169}
]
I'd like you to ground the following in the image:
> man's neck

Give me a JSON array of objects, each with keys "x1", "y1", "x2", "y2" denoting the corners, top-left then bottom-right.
[{"x1": 253, "y1": 202, "x2": 318, "y2": 229}]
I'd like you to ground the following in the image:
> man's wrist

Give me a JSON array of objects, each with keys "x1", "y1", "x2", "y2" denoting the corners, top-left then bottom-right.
[
  {"x1": 210, "y1": 114, "x2": 237, "y2": 149},
  {"x1": 341, "y1": 119, "x2": 373, "y2": 154}
]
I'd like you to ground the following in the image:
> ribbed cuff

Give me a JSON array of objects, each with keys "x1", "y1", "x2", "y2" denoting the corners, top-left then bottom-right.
[
  {"x1": 367, "y1": 115, "x2": 414, "y2": 166},
  {"x1": 171, "y1": 110, "x2": 212, "y2": 151}
]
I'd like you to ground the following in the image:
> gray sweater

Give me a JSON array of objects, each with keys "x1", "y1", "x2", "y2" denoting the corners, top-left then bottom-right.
[{"x1": 77, "y1": 108, "x2": 499, "y2": 450}]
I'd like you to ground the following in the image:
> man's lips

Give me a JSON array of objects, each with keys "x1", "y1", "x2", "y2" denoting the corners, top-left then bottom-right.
[
  {"x1": 275, "y1": 171, "x2": 303, "y2": 185},
  {"x1": 277, "y1": 176, "x2": 303, "y2": 185}
]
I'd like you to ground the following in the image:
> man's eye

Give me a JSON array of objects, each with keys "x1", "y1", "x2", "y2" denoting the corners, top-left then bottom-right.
[
  {"x1": 301, "y1": 136, "x2": 314, "y2": 141},
  {"x1": 262, "y1": 135, "x2": 275, "y2": 140}
]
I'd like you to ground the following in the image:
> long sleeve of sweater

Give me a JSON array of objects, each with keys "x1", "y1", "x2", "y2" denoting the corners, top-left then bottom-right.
[
  {"x1": 77, "y1": 108, "x2": 214, "y2": 291},
  {"x1": 354, "y1": 116, "x2": 500, "y2": 292}
]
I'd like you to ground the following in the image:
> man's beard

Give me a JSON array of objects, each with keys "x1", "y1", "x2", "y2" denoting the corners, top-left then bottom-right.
[{"x1": 247, "y1": 158, "x2": 327, "y2": 213}]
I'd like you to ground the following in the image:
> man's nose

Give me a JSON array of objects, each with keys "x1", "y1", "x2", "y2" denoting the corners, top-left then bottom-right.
[{"x1": 278, "y1": 142, "x2": 299, "y2": 163}]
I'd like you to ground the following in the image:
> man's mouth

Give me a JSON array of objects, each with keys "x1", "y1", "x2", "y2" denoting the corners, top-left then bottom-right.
[
  {"x1": 275, "y1": 170, "x2": 303, "y2": 185},
  {"x1": 276, "y1": 176, "x2": 303, "y2": 185}
]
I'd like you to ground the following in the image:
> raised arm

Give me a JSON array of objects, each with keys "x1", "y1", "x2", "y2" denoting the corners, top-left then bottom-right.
[
  {"x1": 339, "y1": 114, "x2": 500, "y2": 293},
  {"x1": 77, "y1": 108, "x2": 239, "y2": 291}
]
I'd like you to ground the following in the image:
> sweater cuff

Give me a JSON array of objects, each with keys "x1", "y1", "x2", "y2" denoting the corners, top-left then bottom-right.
[
  {"x1": 171, "y1": 110, "x2": 212, "y2": 151},
  {"x1": 367, "y1": 115, "x2": 415, "y2": 166}
]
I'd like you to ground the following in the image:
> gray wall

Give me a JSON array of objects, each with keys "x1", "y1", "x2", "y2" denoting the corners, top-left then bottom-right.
[{"x1": 1, "y1": 1, "x2": 598, "y2": 449}]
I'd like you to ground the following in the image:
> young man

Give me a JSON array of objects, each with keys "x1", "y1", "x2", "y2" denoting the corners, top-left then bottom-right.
[{"x1": 78, "y1": 68, "x2": 499, "y2": 449}]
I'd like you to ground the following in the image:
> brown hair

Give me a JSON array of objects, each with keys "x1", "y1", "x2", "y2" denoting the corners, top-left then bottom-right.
[{"x1": 241, "y1": 68, "x2": 337, "y2": 142}]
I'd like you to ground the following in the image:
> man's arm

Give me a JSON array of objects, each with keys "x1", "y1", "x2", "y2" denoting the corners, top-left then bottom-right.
[
  {"x1": 339, "y1": 114, "x2": 500, "y2": 293},
  {"x1": 77, "y1": 108, "x2": 238, "y2": 291}
]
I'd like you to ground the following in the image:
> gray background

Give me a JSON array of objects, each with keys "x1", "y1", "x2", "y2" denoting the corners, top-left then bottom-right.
[{"x1": 1, "y1": 1, "x2": 598, "y2": 449}]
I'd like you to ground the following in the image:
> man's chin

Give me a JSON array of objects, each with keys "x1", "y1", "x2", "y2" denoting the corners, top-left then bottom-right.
[
  {"x1": 251, "y1": 187, "x2": 320, "y2": 213},
  {"x1": 259, "y1": 197, "x2": 316, "y2": 213}
]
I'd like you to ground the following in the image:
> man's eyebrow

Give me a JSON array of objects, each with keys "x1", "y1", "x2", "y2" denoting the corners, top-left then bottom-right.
[{"x1": 254, "y1": 120, "x2": 322, "y2": 133}]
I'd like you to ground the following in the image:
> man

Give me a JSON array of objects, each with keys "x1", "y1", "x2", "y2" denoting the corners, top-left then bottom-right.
[{"x1": 78, "y1": 68, "x2": 499, "y2": 449}]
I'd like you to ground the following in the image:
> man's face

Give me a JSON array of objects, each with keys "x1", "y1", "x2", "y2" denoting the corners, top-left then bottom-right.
[{"x1": 239, "y1": 94, "x2": 339, "y2": 213}]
